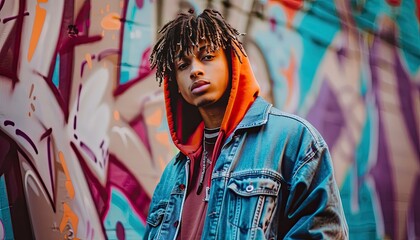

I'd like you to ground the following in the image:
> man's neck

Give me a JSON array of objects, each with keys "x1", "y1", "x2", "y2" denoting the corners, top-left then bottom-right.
[{"x1": 199, "y1": 105, "x2": 226, "y2": 129}]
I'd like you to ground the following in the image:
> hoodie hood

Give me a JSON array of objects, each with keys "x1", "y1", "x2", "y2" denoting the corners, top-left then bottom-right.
[{"x1": 163, "y1": 47, "x2": 260, "y2": 157}]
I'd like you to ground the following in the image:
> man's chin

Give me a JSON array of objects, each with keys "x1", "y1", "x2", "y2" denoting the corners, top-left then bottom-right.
[{"x1": 196, "y1": 98, "x2": 214, "y2": 108}]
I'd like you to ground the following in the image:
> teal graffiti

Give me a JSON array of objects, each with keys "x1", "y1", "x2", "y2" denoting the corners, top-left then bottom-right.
[
  {"x1": 0, "y1": 176, "x2": 14, "y2": 240},
  {"x1": 104, "y1": 187, "x2": 146, "y2": 240}
]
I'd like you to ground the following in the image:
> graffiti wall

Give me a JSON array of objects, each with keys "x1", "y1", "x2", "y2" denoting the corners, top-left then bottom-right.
[{"x1": 0, "y1": 0, "x2": 418, "y2": 239}]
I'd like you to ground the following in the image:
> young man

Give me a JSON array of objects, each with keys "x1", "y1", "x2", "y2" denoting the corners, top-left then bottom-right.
[{"x1": 145, "y1": 9, "x2": 348, "y2": 239}]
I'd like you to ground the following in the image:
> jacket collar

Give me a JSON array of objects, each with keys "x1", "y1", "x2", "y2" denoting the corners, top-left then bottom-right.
[{"x1": 235, "y1": 97, "x2": 272, "y2": 130}]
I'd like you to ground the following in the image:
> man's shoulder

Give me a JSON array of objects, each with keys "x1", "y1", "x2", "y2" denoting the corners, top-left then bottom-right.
[{"x1": 264, "y1": 103, "x2": 326, "y2": 148}]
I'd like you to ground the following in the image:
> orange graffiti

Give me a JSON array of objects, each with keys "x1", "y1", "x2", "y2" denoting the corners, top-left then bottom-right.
[
  {"x1": 59, "y1": 151, "x2": 75, "y2": 199},
  {"x1": 156, "y1": 132, "x2": 170, "y2": 148},
  {"x1": 158, "y1": 156, "x2": 166, "y2": 171},
  {"x1": 145, "y1": 109, "x2": 162, "y2": 127},
  {"x1": 28, "y1": 0, "x2": 48, "y2": 62},
  {"x1": 85, "y1": 53, "x2": 93, "y2": 69},
  {"x1": 280, "y1": 52, "x2": 295, "y2": 107},
  {"x1": 101, "y1": 12, "x2": 121, "y2": 30},
  {"x1": 114, "y1": 110, "x2": 120, "y2": 121},
  {"x1": 59, "y1": 202, "x2": 79, "y2": 239},
  {"x1": 269, "y1": 0, "x2": 303, "y2": 27}
]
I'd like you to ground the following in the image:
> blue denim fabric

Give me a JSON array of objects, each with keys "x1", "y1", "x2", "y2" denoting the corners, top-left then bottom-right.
[{"x1": 144, "y1": 97, "x2": 349, "y2": 239}]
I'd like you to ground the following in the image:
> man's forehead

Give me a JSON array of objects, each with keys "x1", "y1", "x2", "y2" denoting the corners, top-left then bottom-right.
[{"x1": 175, "y1": 42, "x2": 219, "y2": 59}]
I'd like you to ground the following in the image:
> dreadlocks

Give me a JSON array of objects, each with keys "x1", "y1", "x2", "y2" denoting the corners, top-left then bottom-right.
[{"x1": 149, "y1": 8, "x2": 246, "y2": 86}]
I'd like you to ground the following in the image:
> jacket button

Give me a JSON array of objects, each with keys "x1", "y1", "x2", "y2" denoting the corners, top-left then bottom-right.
[
  {"x1": 173, "y1": 220, "x2": 179, "y2": 227},
  {"x1": 179, "y1": 184, "x2": 186, "y2": 191}
]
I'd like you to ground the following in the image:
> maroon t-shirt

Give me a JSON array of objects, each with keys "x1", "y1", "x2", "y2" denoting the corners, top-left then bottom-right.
[{"x1": 177, "y1": 128, "x2": 218, "y2": 239}]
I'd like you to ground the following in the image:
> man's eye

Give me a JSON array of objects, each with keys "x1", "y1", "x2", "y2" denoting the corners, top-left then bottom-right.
[
  {"x1": 202, "y1": 55, "x2": 215, "y2": 61},
  {"x1": 178, "y1": 63, "x2": 188, "y2": 70}
]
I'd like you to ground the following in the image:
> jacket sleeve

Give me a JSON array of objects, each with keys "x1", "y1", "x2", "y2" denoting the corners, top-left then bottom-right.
[
  {"x1": 143, "y1": 155, "x2": 178, "y2": 239},
  {"x1": 143, "y1": 173, "x2": 165, "y2": 240},
  {"x1": 278, "y1": 145, "x2": 349, "y2": 239}
]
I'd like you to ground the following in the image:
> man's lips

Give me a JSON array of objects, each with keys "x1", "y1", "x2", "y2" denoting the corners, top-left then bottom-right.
[{"x1": 191, "y1": 80, "x2": 210, "y2": 94}]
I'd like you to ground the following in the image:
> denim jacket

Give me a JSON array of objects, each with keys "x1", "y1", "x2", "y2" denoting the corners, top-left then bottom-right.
[{"x1": 144, "y1": 97, "x2": 348, "y2": 239}]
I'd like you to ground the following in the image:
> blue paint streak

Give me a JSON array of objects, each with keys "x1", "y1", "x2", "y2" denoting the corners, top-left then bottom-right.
[
  {"x1": 119, "y1": 0, "x2": 154, "y2": 84},
  {"x1": 0, "y1": 176, "x2": 15, "y2": 240},
  {"x1": 52, "y1": 55, "x2": 60, "y2": 88},
  {"x1": 298, "y1": 1, "x2": 339, "y2": 108}
]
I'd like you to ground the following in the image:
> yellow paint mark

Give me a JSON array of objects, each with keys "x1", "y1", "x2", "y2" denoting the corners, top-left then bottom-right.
[
  {"x1": 85, "y1": 53, "x2": 93, "y2": 69},
  {"x1": 113, "y1": 110, "x2": 120, "y2": 121},
  {"x1": 59, "y1": 203, "x2": 79, "y2": 236},
  {"x1": 29, "y1": 84, "x2": 34, "y2": 98},
  {"x1": 158, "y1": 156, "x2": 166, "y2": 171},
  {"x1": 101, "y1": 12, "x2": 121, "y2": 30},
  {"x1": 59, "y1": 151, "x2": 75, "y2": 199},
  {"x1": 156, "y1": 132, "x2": 170, "y2": 148},
  {"x1": 366, "y1": 32, "x2": 374, "y2": 48},
  {"x1": 145, "y1": 109, "x2": 162, "y2": 127},
  {"x1": 28, "y1": 1, "x2": 47, "y2": 62},
  {"x1": 280, "y1": 52, "x2": 295, "y2": 107}
]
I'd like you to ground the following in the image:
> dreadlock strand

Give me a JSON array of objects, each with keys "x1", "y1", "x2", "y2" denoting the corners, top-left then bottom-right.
[
  {"x1": 188, "y1": 21, "x2": 196, "y2": 50},
  {"x1": 201, "y1": 14, "x2": 220, "y2": 51},
  {"x1": 198, "y1": 19, "x2": 206, "y2": 41}
]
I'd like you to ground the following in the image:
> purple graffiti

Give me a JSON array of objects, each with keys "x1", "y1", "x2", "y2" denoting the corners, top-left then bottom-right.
[
  {"x1": 70, "y1": 143, "x2": 151, "y2": 222},
  {"x1": 306, "y1": 79, "x2": 345, "y2": 150},
  {"x1": 336, "y1": 46, "x2": 347, "y2": 66},
  {"x1": 2, "y1": 11, "x2": 29, "y2": 24},
  {"x1": 80, "y1": 54, "x2": 96, "y2": 77},
  {"x1": 0, "y1": 0, "x2": 5, "y2": 11},
  {"x1": 135, "y1": 0, "x2": 144, "y2": 9},
  {"x1": 394, "y1": 52, "x2": 420, "y2": 161},
  {"x1": 80, "y1": 141, "x2": 97, "y2": 163},
  {"x1": 3, "y1": 120, "x2": 15, "y2": 126},
  {"x1": 47, "y1": 136, "x2": 55, "y2": 203},
  {"x1": 73, "y1": 115, "x2": 77, "y2": 130},
  {"x1": 15, "y1": 129, "x2": 38, "y2": 154},
  {"x1": 40, "y1": 128, "x2": 52, "y2": 141},
  {"x1": 116, "y1": 221, "x2": 125, "y2": 240},
  {"x1": 369, "y1": 36, "x2": 396, "y2": 239},
  {"x1": 98, "y1": 49, "x2": 119, "y2": 61},
  {"x1": 77, "y1": 84, "x2": 82, "y2": 112}
]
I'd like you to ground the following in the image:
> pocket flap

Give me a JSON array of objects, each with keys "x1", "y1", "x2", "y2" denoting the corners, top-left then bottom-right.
[
  {"x1": 146, "y1": 200, "x2": 168, "y2": 227},
  {"x1": 228, "y1": 176, "x2": 280, "y2": 197}
]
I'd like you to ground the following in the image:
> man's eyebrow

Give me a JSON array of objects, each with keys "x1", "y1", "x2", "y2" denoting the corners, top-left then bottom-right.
[
  {"x1": 175, "y1": 45, "x2": 212, "y2": 59},
  {"x1": 199, "y1": 45, "x2": 209, "y2": 52}
]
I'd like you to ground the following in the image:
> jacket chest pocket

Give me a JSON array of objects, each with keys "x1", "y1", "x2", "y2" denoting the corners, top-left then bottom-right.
[{"x1": 227, "y1": 172, "x2": 280, "y2": 232}]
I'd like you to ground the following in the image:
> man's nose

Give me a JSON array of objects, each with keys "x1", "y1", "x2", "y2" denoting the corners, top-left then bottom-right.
[{"x1": 190, "y1": 60, "x2": 204, "y2": 79}]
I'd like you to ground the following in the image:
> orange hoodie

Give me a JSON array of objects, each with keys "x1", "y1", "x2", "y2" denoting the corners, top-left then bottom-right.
[{"x1": 163, "y1": 46, "x2": 260, "y2": 164}]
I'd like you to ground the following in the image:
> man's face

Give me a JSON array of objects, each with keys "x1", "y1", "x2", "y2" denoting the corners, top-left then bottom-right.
[{"x1": 174, "y1": 42, "x2": 229, "y2": 108}]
